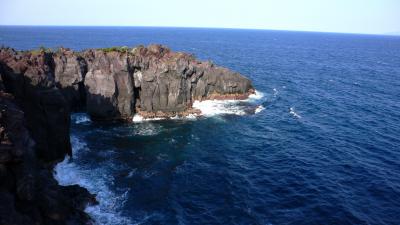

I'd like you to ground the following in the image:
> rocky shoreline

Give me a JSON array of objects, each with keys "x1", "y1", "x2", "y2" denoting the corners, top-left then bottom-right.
[{"x1": 0, "y1": 44, "x2": 254, "y2": 224}]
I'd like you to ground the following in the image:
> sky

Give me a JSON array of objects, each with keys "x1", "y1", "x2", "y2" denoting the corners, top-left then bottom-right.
[{"x1": 0, "y1": 0, "x2": 399, "y2": 35}]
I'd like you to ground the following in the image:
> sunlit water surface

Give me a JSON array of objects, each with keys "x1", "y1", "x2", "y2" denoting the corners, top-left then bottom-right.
[{"x1": 1, "y1": 27, "x2": 400, "y2": 225}]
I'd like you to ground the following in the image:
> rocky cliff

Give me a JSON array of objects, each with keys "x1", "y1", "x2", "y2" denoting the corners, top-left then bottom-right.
[
  {"x1": 1, "y1": 45, "x2": 254, "y2": 120},
  {"x1": 0, "y1": 44, "x2": 254, "y2": 224},
  {"x1": 0, "y1": 80, "x2": 96, "y2": 225}
]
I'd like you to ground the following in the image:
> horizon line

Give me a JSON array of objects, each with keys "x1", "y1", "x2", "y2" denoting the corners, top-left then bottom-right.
[{"x1": 0, "y1": 24, "x2": 399, "y2": 37}]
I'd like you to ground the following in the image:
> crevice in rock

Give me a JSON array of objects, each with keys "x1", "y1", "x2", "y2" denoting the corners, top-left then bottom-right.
[{"x1": 133, "y1": 86, "x2": 141, "y2": 113}]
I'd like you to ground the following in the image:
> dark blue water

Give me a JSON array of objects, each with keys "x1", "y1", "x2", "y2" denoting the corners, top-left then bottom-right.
[{"x1": 1, "y1": 26, "x2": 400, "y2": 225}]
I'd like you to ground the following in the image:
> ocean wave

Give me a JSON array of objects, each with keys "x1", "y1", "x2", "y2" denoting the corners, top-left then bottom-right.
[
  {"x1": 247, "y1": 90, "x2": 265, "y2": 101},
  {"x1": 289, "y1": 107, "x2": 301, "y2": 118},
  {"x1": 132, "y1": 114, "x2": 164, "y2": 122},
  {"x1": 134, "y1": 123, "x2": 163, "y2": 136},
  {"x1": 54, "y1": 135, "x2": 132, "y2": 225},
  {"x1": 273, "y1": 88, "x2": 279, "y2": 97},
  {"x1": 72, "y1": 113, "x2": 91, "y2": 124},
  {"x1": 255, "y1": 105, "x2": 266, "y2": 114},
  {"x1": 192, "y1": 99, "x2": 247, "y2": 117},
  {"x1": 131, "y1": 90, "x2": 266, "y2": 121},
  {"x1": 171, "y1": 114, "x2": 198, "y2": 120},
  {"x1": 133, "y1": 113, "x2": 198, "y2": 123},
  {"x1": 193, "y1": 90, "x2": 265, "y2": 117}
]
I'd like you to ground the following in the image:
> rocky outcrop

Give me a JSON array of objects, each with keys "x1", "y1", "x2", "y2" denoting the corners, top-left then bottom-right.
[
  {"x1": 82, "y1": 49, "x2": 135, "y2": 120},
  {"x1": 53, "y1": 48, "x2": 87, "y2": 111},
  {"x1": 0, "y1": 44, "x2": 254, "y2": 224},
  {"x1": 0, "y1": 48, "x2": 72, "y2": 162},
  {"x1": 1, "y1": 45, "x2": 254, "y2": 121},
  {"x1": 129, "y1": 45, "x2": 254, "y2": 118},
  {"x1": 0, "y1": 82, "x2": 96, "y2": 225}
]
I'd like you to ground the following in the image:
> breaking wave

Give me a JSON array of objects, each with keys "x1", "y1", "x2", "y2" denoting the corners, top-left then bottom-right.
[
  {"x1": 247, "y1": 90, "x2": 265, "y2": 101},
  {"x1": 193, "y1": 90, "x2": 265, "y2": 117},
  {"x1": 255, "y1": 105, "x2": 266, "y2": 114},
  {"x1": 72, "y1": 113, "x2": 92, "y2": 124},
  {"x1": 132, "y1": 114, "x2": 164, "y2": 123},
  {"x1": 192, "y1": 99, "x2": 247, "y2": 116},
  {"x1": 131, "y1": 90, "x2": 265, "y2": 121},
  {"x1": 54, "y1": 135, "x2": 132, "y2": 225}
]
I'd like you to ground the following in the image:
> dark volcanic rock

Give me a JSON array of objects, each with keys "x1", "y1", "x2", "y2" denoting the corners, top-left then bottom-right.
[
  {"x1": 0, "y1": 88, "x2": 96, "y2": 225},
  {"x1": 0, "y1": 44, "x2": 254, "y2": 224},
  {"x1": 129, "y1": 45, "x2": 254, "y2": 118},
  {"x1": 83, "y1": 49, "x2": 135, "y2": 120},
  {"x1": 0, "y1": 45, "x2": 254, "y2": 120},
  {"x1": 54, "y1": 48, "x2": 87, "y2": 110},
  {"x1": 0, "y1": 48, "x2": 71, "y2": 162}
]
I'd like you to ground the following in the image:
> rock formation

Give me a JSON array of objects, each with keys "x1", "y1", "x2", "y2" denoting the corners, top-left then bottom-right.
[
  {"x1": 0, "y1": 44, "x2": 254, "y2": 224},
  {"x1": 0, "y1": 79, "x2": 96, "y2": 225}
]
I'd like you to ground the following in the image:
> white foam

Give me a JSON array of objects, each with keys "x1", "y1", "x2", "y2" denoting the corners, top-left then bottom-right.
[
  {"x1": 192, "y1": 90, "x2": 266, "y2": 117},
  {"x1": 255, "y1": 105, "x2": 265, "y2": 114},
  {"x1": 132, "y1": 90, "x2": 265, "y2": 120},
  {"x1": 170, "y1": 115, "x2": 180, "y2": 120},
  {"x1": 72, "y1": 113, "x2": 91, "y2": 124},
  {"x1": 132, "y1": 114, "x2": 163, "y2": 123},
  {"x1": 185, "y1": 114, "x2": 197, "y2": 120},
  {"x1": 247, "y1": 90, "x2": 265, "y2": 101},
  {"x1": 192, "y1": 99, "x2": 246, "y2": 117},
  {"x1": 170, "y1": 114, "x2": 197, "y2": 121},
  {"x1": 54, "y1": 135, "x2": 132, "y2": 225},
  {"x1": 132, "y1": 114, "x2": 144, "y2": 122},
  {"x1": 273, "y1": 88, "x2": 279, "y2": 97},
  {"x1": 133, "y1": 113, "x2": 198, "y2": 122},
  {"x1": 134, "y1": 123, "x2": 162, "y2": 136},
  {"x1": 289, "y1": 107, "x2": 302, "y2": 119}
]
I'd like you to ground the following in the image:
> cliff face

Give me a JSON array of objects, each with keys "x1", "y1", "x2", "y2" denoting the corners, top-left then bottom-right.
[
  {"x1": 127, "y1": 45, "x2": 254, "y2": 118},
  {"x1": 0, "y1": 82, "x2": 96, "y2": 225},
  {"x1": 57, "y1": 45, "x2": 253, "y2": 119},
  {"x1": 0, "y1": 44, "x2": 254, "y2": 224},
  {"x1": 0, "y1": 49, "x2": 72, "y2": 162},
  {"x1": 1, "y1": 45, "x2": 254, "y2": 121}
]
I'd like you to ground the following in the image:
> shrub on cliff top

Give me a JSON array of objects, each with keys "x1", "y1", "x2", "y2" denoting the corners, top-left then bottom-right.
[
  {"x1": 99, "y1": 46, "x2": 130, "y2": 53},
  {"x1": 29, "y1": 46, "x2": 54, "y2": 54}
]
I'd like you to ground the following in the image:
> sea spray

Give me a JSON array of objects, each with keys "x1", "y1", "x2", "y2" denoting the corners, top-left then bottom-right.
[{"x1": 54, "y1": 135, "x2": 132, "y2": 225}]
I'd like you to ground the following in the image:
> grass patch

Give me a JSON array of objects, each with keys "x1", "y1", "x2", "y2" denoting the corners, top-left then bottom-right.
[
  {"x1": 98, "y1": 46, "x2": 130, "y2": 53},
  {"x1": 29, "y1": 46, "x2": 54, "y2": 54}
]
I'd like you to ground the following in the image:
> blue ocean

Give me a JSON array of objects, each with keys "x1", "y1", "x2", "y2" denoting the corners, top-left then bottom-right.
[{"x1": 1, "y1": 26, "x2": 400, "y2": 225}]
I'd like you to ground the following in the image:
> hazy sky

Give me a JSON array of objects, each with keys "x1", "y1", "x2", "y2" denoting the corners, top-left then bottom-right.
[{"x1": 0, "y1": 0, "x2": 399, "y2": 34}]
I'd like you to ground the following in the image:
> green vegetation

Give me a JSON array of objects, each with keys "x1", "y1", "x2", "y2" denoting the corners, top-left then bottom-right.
[
  {"x1": 29, "y1": 46, "x2": 54, "y2": 54},
  {"x1": 98, "y1": 46, "x2": 130, "y2": 53}
]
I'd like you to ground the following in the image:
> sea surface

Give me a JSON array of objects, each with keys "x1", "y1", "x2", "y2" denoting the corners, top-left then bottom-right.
[{"x1": 1, "y1": 26, "x2": 400, "y2": 225}]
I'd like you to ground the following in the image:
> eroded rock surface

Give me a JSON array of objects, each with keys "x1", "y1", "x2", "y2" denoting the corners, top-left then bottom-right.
[
  {"x1": 129, "y1": 45, "x2": 254, "y2": 118},
  {"x1": 0, "y1": 44, "x2": 254, "y2": 224},
  {"x1": 1, "y1": 45, "x2": 254, "y2": 120},
  {"x1": 0, "y1": 82, "x2": 96, "y2": 225},
  {"x1": 0, "y1": 48, "x2": 72, "y2": 162}
]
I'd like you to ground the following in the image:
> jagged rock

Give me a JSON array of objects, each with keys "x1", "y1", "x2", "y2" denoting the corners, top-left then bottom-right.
[
  {"x1": 0, "y1": 44, "x2": 254, "y2": 224},
  {"x1": 0, "y1": 45, "x2": 254, "y2": 121},
  {"x1": 129, "y1": 44, "x2": 254, "y2": 117},
  {"x1": 0, "y1": 89, "x2": 96, "y2": 225},
  {"x1": 54, "y1": 48, "x2": 87, "y2": 110},
  {"x1": 83, "y1": 50, "x2": 134, "y2": 120},
  {"x1": 0, "y1": 48, "x2": 72, "y2": 162}
]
